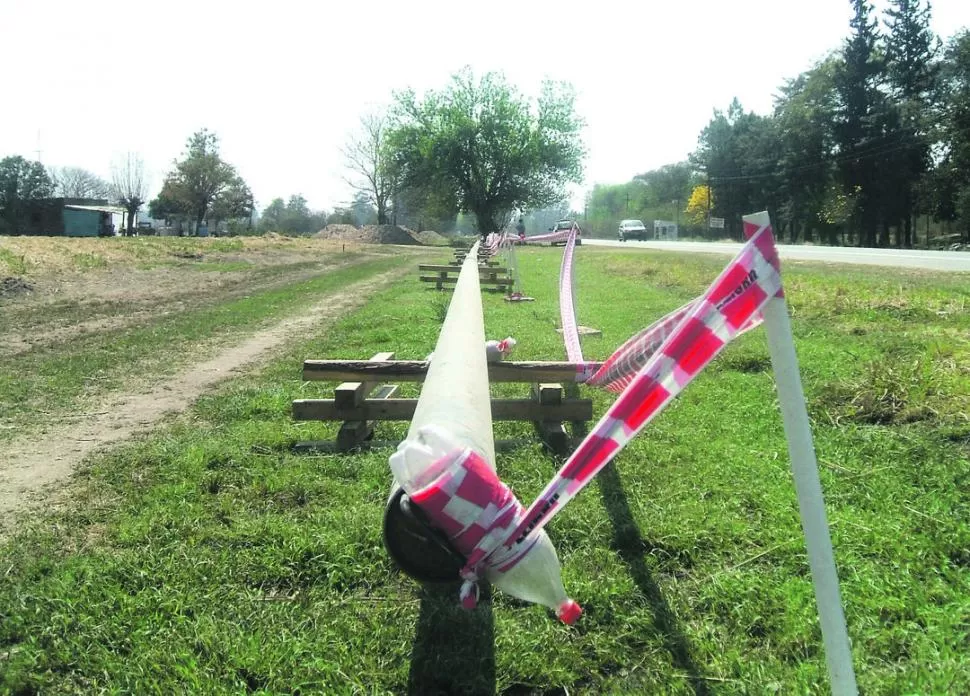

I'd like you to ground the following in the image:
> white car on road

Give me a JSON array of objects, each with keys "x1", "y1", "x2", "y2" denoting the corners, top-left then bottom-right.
[{"x1": 618, "y1": 219, "x2": 647, "y2": 241}]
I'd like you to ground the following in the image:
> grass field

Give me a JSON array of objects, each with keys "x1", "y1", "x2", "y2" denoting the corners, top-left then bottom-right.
[{"x1": 1, "y1": 243, "x2": 968, "y2": 694}]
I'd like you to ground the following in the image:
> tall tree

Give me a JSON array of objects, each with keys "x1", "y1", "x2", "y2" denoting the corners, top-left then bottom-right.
[
  {"x1": 112, "y1": 153, "x2": 148, "y2": 235},
  {"x1": 343, "y1": 111, "x2": 397, "y2": 225},
  {"x1": 692, "y1": 99, "x2": 783, "y2": 239},
  {"x1": 151, "y1": 129, "x2": 239, "y2": 228},
  {"x1": 935, "y1": 30, "x2": 970, "y2": 241},
  {"x1": 834, "y1": 0, "x2": 886, "y2": 246},
  {"x1": 259, "y1": 198, "x2": 287, "y2": 232},
  {"x1": 0, "y1": 156, "x2": 54, "y2": 234},
  {"x1": 210, "y1": 175, "x2": 254, "y2": 231},
  {"x1": 49, "y1": 167, "x2": 112, "y2": 200},
  {"x1": 883, "y1": 0, "x2": 940, "y2": 246},
  {"x1": 387, "y1": 68, "x2": 584, "y2": 235},
  {"x1": 774, "y1": 56, "x2": 840, "y2": 243}
]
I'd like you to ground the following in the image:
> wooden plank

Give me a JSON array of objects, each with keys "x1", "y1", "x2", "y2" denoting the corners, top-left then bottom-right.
[
  {"x1": 453, "y1": 257, "x2": 499, "y2": 266},
  {"x1": 332, "y1": 351, "x2": 395, "y2": 406},
  {"x1": 418, "y1": 264, "x2": 509, "y2": 274},
  {"x1": 331, "y1": 351, "x2": 395, "y2": 448},
  {"x1": 536, "y1": 383, "x2": 563, "y2": 405},
  {"x1": 530, "y1": 382, "x2": 569, "y2": 455},
  {"x1": 534, "y1": 420, "x2": 569, "y2": 456},
  {"x1": 334, "y1": 381, "x2": 367, "y2": 409},
  {"x1": 564, "y1": 381, "x2": 590, "y2": 439},
  {"x1": 302, "y1": 359, "x2": 603, "y2": 383},
  {"x1": 292, "y1": 397, "x2": 592, "y2": 422},
  {"x1": 419, "y1": 275, "x2": 512, "y2": 286},
  {"x1": 335, "y1": 384, "x2": 399, "y2": 452}
]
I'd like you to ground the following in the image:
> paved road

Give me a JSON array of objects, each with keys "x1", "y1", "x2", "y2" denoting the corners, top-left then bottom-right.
[{"x1": 583, "y1": 238, "x2": 970, "y2": 272}]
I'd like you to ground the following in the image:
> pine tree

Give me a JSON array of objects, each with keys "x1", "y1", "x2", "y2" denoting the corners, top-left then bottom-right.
[
  {"x1": 883, "y1": 0, "x2": 940, "y2": 247},
  {"x1": 834, "y1": 0, "x2": 885, "y2": 247}
]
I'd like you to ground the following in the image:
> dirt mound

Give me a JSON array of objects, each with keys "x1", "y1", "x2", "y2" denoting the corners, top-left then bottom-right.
[
  {"x1": 0, "y1": 277, "x2": 33, "y2": 298},
  {"x1": 415, "y1": 230, "x2": 449, "y2": 246},
  {"x1": 316, "y1": 224, "x2": 424, "y2": 246}
]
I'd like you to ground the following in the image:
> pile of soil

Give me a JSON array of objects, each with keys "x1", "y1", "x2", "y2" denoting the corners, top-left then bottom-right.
[
  {"x1": 415, "y1": 230, "x2": 449, "y2": 246},
  {"x1": 315, "y1": 224, "x2": 425, "y2": 246},
  {"x1": 0, "y1": 277, "x2": 33, "y2": 298}
]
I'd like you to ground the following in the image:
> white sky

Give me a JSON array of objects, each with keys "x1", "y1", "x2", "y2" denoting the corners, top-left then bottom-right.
[{"x1": 1, "y1": 0, "x2": 967, "y2": 213}]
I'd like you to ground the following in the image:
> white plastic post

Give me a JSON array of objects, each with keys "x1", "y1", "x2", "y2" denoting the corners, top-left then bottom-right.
[
  {"x1": 746, "y1": 212, "x2": 858, "y2": 695},
  {"x1": 405, "y1": 240, "x2": 495, "y2": 466}
]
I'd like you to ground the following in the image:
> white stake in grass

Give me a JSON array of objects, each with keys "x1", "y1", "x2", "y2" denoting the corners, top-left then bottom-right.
[{"x1": 744, "y1": 211, "x2": 858, "y2": 695}]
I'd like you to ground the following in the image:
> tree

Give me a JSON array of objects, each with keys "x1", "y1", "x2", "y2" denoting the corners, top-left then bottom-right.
[
  {"x1": 692, "y1": 99, "x2": 783, "y2": 239},
  {"x1": 343, "y1": 111, "x2": 397, "y2": 224},
  {"x1": 258, "y1": 195, "x2": 328, "y2": 235},
  {"x1": 210, "y1": 175, "x2": 254, "y2": 232},
  {"x1": 0, "y1": 155, "x2": 54, "y2": 234},
  {"x1": 49, "y1": 167, "x2": 112, "y2": 200},
  {"x1": 684, "y1": 185, "x2": 714, "y2": 226},
  {"x1": 386, "y1": 68, "x2": 585, "y2": 234},
  {"x1": 259, "y1": 198, "x2": 287, "y2": 232},
  {"x1": 350, "y1": 191, "x2": 377, "y2": 226},
  {"x1": 633, "y1": 162, "x2": 694, "y2": 209},
  {"x1": 151, "y1": 129, "x2": 240, "y2": 229},
  {"x1": 935, "y1": 30, "x2": 970, "y2": 240},
  {"x1": 148, "y1": 177, "x2": 191, "y2": 231},
  {"x1": 774, "y1": 56, "x2": 840, "y2": 243},
  {"x1": 112, "y1": 153, "x2": 148, "y2": 235},
  {"x1": 883, "y1": 0, "x2": 940, "y2": 246},
  {"x1": 834, "y1": 0, "x2": 886, "y2": 246}
]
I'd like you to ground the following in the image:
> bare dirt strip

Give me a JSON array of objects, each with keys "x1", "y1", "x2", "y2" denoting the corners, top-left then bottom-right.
[{"x1": 0, "y1": 267, "x2": 406, "y2": 532}]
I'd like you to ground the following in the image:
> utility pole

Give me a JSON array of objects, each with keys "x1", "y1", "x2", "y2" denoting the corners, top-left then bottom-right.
[{"x1": 706, "y1": 172, "x2": 711, "y2": 223}]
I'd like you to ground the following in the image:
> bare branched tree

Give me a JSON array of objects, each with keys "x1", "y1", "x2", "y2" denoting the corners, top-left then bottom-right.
[
  {"x1": 111, "y1": 153, "x2": 148, "y2": 236},
  {"x1": 342, "y1": 111, "x2": 396, "y2": 225},
  {"x1": 49, "y1": 167, "x2": 112, "y2": 199}
]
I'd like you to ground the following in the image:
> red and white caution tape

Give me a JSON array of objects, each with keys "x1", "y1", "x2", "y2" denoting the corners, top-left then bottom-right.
[
  {"x1": 499, "y1": 221, "x2": 783, "y2": 553},
  {"x1": 558, "y1": 224, "x2": 583, "y2": 363}
]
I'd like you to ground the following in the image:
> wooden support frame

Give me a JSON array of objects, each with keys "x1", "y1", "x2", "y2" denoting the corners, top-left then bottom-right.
[
  {"x1": 531, "y1": 382, "x2": 569, "y2": 456},
  {"x1": 418, "y1": 262, "x2": 510, "y2": 291},
  {"x1": 420, "y1": 275, "x2": 513, "y2": 290},
  {"x1": 302, "y1": 359, "x2": 603, "y2": 383},
  {"x1": 294, "y1": 358, "x2": 595, "y2": 453},
  {"x1": 331, "y1": 351, "x2": 397, "y2": 451}
]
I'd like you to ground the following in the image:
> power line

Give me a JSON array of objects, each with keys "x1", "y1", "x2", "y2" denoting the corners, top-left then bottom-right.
[{"x1": 709, "y1": 136, "x2": 924, "y2": 183}]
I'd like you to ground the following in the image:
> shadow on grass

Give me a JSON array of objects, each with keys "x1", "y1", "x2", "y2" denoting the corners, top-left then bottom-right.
[
  {"x1": 596, "y1": 462, "x2": 711, "y2": 696},
  {"x1": 408, "y1": 582, "x2": 496, "y2": 696}
]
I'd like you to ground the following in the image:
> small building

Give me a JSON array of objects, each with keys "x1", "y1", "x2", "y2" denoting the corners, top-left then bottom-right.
[
  {"x1": 5, "y1": 198, "x2": 123, "y2": 237},
  {"x1": 653, "y1": 220, "x2": 679, "y2": 241}
]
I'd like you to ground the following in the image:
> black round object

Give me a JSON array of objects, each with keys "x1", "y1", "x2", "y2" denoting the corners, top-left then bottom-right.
[{"x1": 383, "y1": 486, "x2": 465, "y2": 583}]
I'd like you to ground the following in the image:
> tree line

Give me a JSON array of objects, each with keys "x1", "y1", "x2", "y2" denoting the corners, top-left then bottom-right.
[
  {"x1": 590, "y1": 0, "x2": 969, "y2": 248},
  {"x1": 0, "y1": 154, "x2": 150, "y2": 236}
]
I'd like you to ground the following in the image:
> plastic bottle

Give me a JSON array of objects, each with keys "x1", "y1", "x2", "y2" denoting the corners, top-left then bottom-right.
[
  {"x1": 485, "y1": 336, "x2": 516, "y2": 363},
  {"x1": 427, "y1": 337, "x2": 516, "y2": 365},
  {"x1": 389, "y1": 425, "x2": 581, "y2": 624},
  {"x1": 483, "y1": 527, "x2": 582, "y2": 624}
]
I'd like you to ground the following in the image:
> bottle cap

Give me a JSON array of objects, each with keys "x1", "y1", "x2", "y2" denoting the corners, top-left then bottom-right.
[{"x1": 556, "y1": 599, "x2": 582, "y2": 625}]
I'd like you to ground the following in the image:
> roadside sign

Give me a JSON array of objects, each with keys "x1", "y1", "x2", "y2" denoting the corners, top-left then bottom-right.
[{"x1": 709, "y1": 217, "x2": 725, "y2": 229}]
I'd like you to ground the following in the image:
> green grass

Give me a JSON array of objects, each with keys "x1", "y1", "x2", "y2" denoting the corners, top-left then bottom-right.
[
  {"x1": 71, "y1": 252, "x2": 108, "y2": 270},
  {"x1": 0, "y1": 255, "x2": 403, "y2": 440},
  {"x1": 1, "y1": 247, "x2": 968, "y2": 694},
  {"x1": 0, "y1": 247, "x2": 29, "y2": 275}
]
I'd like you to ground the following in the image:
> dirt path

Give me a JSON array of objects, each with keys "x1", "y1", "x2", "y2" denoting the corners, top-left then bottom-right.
[{"x1": 0, "y1": 267, "x2": 406, "y2": 532}]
